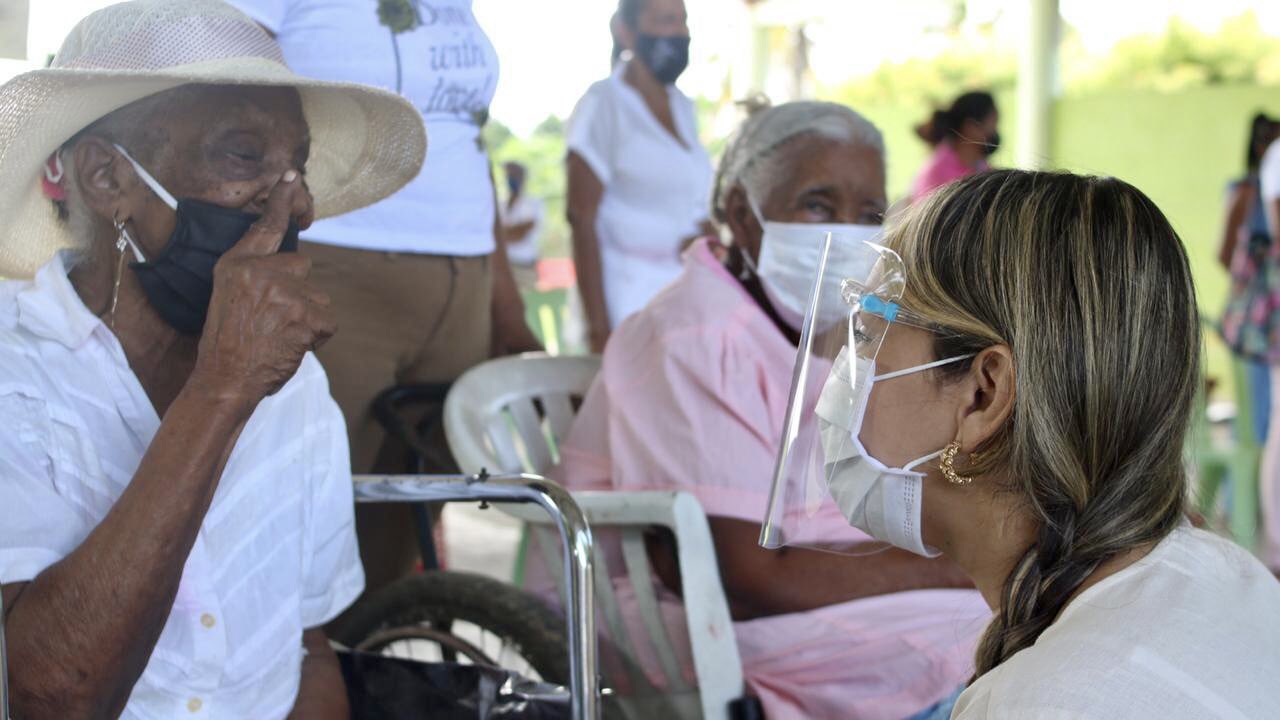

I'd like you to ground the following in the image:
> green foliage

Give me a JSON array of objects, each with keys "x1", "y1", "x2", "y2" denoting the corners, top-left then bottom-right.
[
  {"x1": 821, "y1": 33, "x2": 1020, "y2": 197},
  {"x1": 533, "y1": 115, "x2": 565, "y2": 137},
  {"x1": 833, "y1": 48, "x2": 1017, "y2": 110},
  {"x1": 819, "y1": 10, "x2": 1280, "y2": 205},
  {"x1": 828, "y1": 11, "x2": 1280, "y2": 107},
  {"x1": 486, "y1": 118, "x2": 572, "y2": 259},
  {"x1": 1067, "y1": 12, "x2": 1280, "y2": 93},
  {"x1": 482, "y1": 118, "x2": 515, "y2": 151},
  {"x1": 694, "y1": 96, "x2": 730, "y2": 160}
]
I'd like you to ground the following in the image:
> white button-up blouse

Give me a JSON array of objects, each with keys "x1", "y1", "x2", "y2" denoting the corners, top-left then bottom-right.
[{"x1": 0, "y1": 253, "x2": 364, "y2": 719}]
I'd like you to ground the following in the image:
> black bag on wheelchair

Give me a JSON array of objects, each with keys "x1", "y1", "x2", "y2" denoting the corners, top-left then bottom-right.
[{"x1": 338, "y1": 649, "x2": 571, "y2": 720}]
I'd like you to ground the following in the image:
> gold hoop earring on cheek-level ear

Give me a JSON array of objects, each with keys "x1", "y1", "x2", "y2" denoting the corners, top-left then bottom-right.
[{"x1": 941, "y1": 441, "x2": 972, "y2": 485}]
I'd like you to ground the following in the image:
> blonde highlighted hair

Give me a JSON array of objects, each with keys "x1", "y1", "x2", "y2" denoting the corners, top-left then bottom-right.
[{"x1": 884, "y1": 170, "x2": 1200, "y2": 676}]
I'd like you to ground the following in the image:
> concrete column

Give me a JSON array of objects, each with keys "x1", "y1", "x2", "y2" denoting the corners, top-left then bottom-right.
[
  {"x1": 1016, "y1": 0, "x2": 1059, "y2": 168},
  {"x1": 749, "y1": 7, "x2": 769, "y2": 96},
  {"x1": 786, "y1": 25, "x2": 810, "y2": 101}
]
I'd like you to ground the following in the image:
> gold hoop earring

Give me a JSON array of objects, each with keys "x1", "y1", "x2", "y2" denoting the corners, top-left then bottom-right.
[{"x1": 941, "y1": 442, "x2": 972, "y2": 485}]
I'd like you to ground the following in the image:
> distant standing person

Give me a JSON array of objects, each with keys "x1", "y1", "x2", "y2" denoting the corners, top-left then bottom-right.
[
  {"x1": 499, "y1": 161, "x2": 545, "y2": 292},
  {"x1": 911, "y1": 91, "x2": 1000, "y2": 203},
  {"x1": 1218, "y1": 113, "x2": 1279, "y2": 446},
  {"x1": 1257, "y1": 123, "x2": 1280, "y2": 574},
  {"x1": 567, "y1": 0, "x2": 714, "y2": 351}
]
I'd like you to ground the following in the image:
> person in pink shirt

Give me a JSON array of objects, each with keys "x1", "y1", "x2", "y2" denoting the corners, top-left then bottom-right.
[
  {"x1": 910, "y1": 91, "x2": 999, "y2": 204},
  {"x1": 552, "y1": 101, "x2": 991, "y2": 719}
]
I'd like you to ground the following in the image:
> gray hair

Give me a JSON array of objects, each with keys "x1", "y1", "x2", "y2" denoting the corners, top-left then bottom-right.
[{"x1": 711, "y1": 100, "x2": 885, "y2": 222}]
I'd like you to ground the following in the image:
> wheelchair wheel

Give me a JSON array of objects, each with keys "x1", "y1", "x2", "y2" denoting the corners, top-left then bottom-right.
[{"x1": 332, "y1": 569, "x2": 571, "y2": 685}]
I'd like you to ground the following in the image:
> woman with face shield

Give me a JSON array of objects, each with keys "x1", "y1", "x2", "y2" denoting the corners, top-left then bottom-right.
[
  {"x1": 542, "y1": 101, "x2": 991, "y2": 719},
  {"x1": 768, "y1": 170, "x2": 1280, "y2": 718}
]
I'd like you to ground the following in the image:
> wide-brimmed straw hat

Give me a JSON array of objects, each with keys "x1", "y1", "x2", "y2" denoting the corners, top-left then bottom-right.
[{"x1": 0, "y1": 0, "x2": 427, "y2": 278}]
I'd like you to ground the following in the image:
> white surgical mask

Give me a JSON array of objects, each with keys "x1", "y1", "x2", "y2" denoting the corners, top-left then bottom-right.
[
  {"x1": 814, "y1": 347, "x2": 972, "y2": 557},
  {"x1": 743, "y1": 199, "x2": 882, "y2": 331}
]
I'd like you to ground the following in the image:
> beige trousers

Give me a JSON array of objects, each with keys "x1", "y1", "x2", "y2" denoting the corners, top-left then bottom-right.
[{"x1": 303, "y1": 241, "x2": 492, "y2": 594}]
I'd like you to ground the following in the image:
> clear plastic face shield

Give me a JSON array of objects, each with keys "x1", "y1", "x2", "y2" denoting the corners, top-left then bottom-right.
[{"x1": 760, "y1": 233, "x2": 965, "y2": 557}]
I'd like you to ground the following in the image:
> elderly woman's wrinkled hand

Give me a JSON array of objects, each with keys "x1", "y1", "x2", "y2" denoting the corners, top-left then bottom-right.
[{"x1": 191, "y1": 172, "x2": 334, "y2": 406}]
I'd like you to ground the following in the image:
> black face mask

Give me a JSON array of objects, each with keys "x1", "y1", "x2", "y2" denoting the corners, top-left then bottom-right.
[
  {"x1": 131, "y1": 200, "x2": 299, "y2": 335},
  {"x1": 635, "y1": 33, "x2": 690, "y2": 85},
  {"x1": 114, "y1": 145, "x2": 299, "y2": 336},
  {"x1": 983, "y1": 131, "x2": 1001, "y2": 157}
]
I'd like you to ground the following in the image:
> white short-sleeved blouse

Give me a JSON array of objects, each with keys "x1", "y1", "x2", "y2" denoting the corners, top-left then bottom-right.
[{"x1": 566, "y1": 61, "x2": 713, "y2": 328}]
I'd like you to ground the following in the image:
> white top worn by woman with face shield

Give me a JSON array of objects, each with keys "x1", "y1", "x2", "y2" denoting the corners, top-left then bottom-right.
[{"x1": 952, "y1": 521, "x2": 1280, "y2": 719}]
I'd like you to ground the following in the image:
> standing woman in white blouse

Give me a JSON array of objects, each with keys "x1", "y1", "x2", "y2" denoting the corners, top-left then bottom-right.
[{"x1": 567, "y1": 0, "x2": 714, "y2": 352}]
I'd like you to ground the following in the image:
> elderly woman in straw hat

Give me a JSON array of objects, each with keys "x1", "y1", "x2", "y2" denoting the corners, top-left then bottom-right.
[{"x1": 0, "y1": 1, "x2": 424, "y2": 718}]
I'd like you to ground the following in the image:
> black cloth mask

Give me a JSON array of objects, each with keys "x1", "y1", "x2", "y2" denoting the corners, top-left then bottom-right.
[
  {"x1": 635, "y1": 33, "x2": 690, "y2": 85},
  {"x1": 983, "y1": 130, "x2": 1001, "y2": 156},
  {"x1": 114, "y1": 144, "x2": 299, "y2": 336}
]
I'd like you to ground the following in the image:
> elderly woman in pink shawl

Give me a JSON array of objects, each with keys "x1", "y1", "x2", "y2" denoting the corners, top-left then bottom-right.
[{"x1": 551, "y1": 101, "x2": 991, "y2": 720}]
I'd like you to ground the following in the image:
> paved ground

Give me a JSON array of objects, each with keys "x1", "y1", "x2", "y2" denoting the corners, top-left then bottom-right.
[{"x1": 440, "y1": 502, "x2": 524, "y2": 582}]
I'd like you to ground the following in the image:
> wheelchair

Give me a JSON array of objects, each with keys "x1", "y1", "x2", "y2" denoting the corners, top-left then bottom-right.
[{"x1": 327, "y1": 383, "x2": 601, "y2": 719}]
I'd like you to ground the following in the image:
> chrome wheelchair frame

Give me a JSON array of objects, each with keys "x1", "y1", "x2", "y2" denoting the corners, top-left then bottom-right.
[{"x1": 0, "y1": 472, "x2": 600, "y2": 720}]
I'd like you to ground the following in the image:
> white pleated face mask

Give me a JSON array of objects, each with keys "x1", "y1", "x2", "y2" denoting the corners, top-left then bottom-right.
[
  {"x1": 741, "y1": 199, "x2": 882, "y2": 331},
  {"x1": 815, "y1": 347, "x2": 972, "y2": 557}
]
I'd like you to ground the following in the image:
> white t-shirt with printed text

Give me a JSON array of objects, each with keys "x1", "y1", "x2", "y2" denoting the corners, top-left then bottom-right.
[{"x1": 230, "y1": 0, "x2": 499, "y2": 256}]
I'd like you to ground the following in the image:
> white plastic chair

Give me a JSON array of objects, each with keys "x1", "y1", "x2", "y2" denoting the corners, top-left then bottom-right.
[
  {"x1": 445, "y1": 353, "x2": 602, "y2": 475},
  {"x1": 505, "y1": 492, "x2": 744, "y2": 720},
  {"x1": 444, "y1": 354, "x2": 746, "y2": 720}
]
